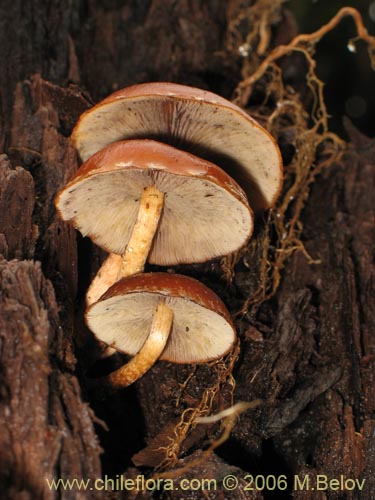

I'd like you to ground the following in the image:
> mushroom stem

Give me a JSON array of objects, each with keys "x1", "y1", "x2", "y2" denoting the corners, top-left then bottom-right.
[
  {"x1": 86, "y1": 185, "x2": 164, "y2": 306},
  {"x1": 118, "y1": 185, "x2": 164, "y2": 279},
  {"x1": 86, "y1": 253, "x2": 123, "y2": 306},
  {"x1": 106, "y1": 301, "x2": 174, "y2": 387}
]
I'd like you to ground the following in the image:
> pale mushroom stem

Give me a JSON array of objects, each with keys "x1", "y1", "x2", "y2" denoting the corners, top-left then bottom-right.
[
  {"x1": 86, "y1": 253, "x2": 123, "y2": 306},
  {"x1": 86, "y1": 185, "x2": 164, "y2": 306},
  {"x1": 106, "y1": 300, "x2": 174, "y2": 387},
  {"x1": 117, "y1": 185, "x2": 164, "y2": 279}
]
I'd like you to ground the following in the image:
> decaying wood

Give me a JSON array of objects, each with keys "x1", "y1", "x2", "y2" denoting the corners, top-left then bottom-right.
[
  {"x1": 0, "y1": 155, "x2": 36, "y2": 259},
  {"x1": 231, "y1": 123, "x2": 375, "y2": 498},
  {"x1": 0, "y1": 75, "x2": 103, "y2": 499},
  {"x1": 0, "y1": 259, "x2": 102, "y2": 499},
  {"x1": 0, "y1": 1, "x2": 374, "y2": 499}
]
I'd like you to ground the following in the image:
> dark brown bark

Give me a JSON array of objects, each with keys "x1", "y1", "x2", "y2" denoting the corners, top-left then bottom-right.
[
  {"x1": 0, "y1": 1, "x2": 374, "y2": 499},
  {"x1": 0, "y1": 259, "x2": 102, "y2": 500},
  {"x1": 0, "y1": 75, "x2": 103, "y2": 499},
  {"x1": 233, "y1": 125, "x2": 375, "y2": 498}
]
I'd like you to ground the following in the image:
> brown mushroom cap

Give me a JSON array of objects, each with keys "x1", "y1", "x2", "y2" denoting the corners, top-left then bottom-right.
[
  {"x1": 86, "y1": 272, "x2": 236, "y2": 363},
  {"x1": 55, "y1": 139, "x2": 253, "y2": 266},
  {"x1": 72, "y1": 82, "x2": 283, "y2": 211}
]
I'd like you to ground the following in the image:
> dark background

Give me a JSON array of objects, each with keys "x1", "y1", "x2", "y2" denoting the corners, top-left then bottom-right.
[{"x1": 289, "y1": 0, "x2": 375, "y2": 137}]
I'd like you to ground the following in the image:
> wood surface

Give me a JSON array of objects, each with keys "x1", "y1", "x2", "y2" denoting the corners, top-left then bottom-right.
[{"x1": 0, "y1": 1, "x2": 374, "y2": 498}]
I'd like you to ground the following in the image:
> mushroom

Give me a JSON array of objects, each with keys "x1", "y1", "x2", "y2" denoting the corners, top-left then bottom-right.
[
  {"x1": 55, "y1": 139, "x2": 253, "y2": 304},
  {"x1": 86, "y1": 272, "x2": 236, "y2": 387},
  {"x1": 71, "y1": 82, "x2": 283, "y2": 212}
]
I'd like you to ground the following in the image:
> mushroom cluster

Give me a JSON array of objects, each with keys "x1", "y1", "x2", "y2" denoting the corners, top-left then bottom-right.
[{"x1": 55, "y1": 82, "x2": 282, "y2": 387}]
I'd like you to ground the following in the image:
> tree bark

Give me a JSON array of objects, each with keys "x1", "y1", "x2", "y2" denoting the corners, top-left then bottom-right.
[
  {"x1": 0, "y1": 1, "x2": 374, "y2": 499},
  {"x1": 0, "y1": 259, "x2": 103, "y2": 500}
]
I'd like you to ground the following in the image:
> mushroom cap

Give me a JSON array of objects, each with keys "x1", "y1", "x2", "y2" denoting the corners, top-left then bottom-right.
[
  {"x1": 55, "y1": 139, "x2": 253, "y2": 266},
  {"x1": 72, "y1": 82, "x2": 283, "y2": 211},
  {"x1": 86, "y1": 272, "x2": 236, "y2": 363}
]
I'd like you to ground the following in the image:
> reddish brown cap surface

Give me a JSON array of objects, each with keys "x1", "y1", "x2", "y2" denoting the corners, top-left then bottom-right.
[
  {"x1": 72, "y1": 82, "x2": 283, "y2": 211},
  {"x1": 86, "y1": 272, "x2": 236, "y2": 363},
  {"x1": 55, "y1": 139, "x2": 253, "y2": 266}
]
